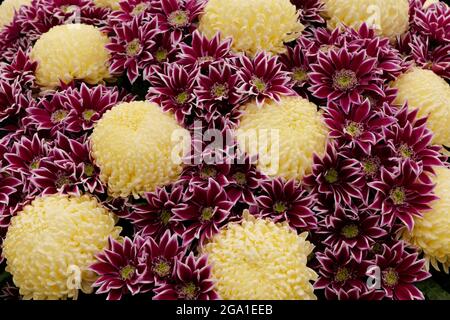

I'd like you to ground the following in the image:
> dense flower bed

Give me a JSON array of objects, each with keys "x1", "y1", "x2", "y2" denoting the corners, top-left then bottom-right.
[{"x1": 0, "y1": 0, "x2": 449, "y2": 300}]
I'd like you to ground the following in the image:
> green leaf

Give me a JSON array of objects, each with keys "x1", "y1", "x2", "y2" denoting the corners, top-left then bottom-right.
[{"x1": 416, "y1": 278, "x2": 450, "y2": 300}]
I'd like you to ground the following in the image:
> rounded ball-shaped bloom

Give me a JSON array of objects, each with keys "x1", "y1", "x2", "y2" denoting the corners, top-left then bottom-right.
[
  {"x1": 236, "y1": 96, "x2": 328, "y2": 180},
  {"x1": 198, "y1": 0, "x2": 304, "y2": 55},
  {"x1": 322, "y1": 0, "x2": 410, "y2": 39},
  {"x1": 30, "y1": 24, "x2": 111, "y2": 89},
  {"x1": 2, "y1": 194, "x2": 121, "y2": 300},
  {"x1": 93, "y1": 0, "x2": 120, "y2": 10},
  {"x1": 202, "y1": 210, "x2": 318, "y2": 300},
  {"x1": 402, "y1": 166, "x2": 450, "y2": 273},
  {"x1": 392, "y1": 67, "x2": 450, "y2": 147},
  {"x1": 90, "y1": 101, "x2": 189, "y2": 198},
  {"x1": 0, "y1": 0, "x2": 31, "y2": 27}
]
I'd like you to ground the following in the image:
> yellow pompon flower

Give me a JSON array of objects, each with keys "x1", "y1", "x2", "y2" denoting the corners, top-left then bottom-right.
[
  {"x1": 322, "y1": 0, "x2": 410, "y2": 39},
  {"x1": 202, "y1": 210, "x2": 318, "y2": 300},
  {"x1": 236, "y1": 96, "x2": 328, "y2": 181},
  {"x1": 0, "y1": 0, "x2": 31, "y2": 27},
  {"x1": 392, "y1": 67, "x2": 450, "y2": 147},
  {"x1": 2, "y1": 194, "x2": 121, "y2": 300},
  {"x1": 402, "y1": 166, "x2": 450, "y2": 273},
  {"x1": 30, "y1": 24, "x2": 111, "y2": 89},
  {"x1": 90, "y1": 101, "x2": 189, "y2": 199},
  {"x1": 92, "y1": 0, "x2": 120, "y2": 10},
  {"x1": 198, "y1": 0, "x2": 304, "y2": 55}
]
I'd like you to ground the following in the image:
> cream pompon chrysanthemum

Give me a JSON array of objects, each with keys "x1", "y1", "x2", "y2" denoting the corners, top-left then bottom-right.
[
  {"x1": 30, "y1": 24, "x2": 111, "y2": 89},
  {"x1": 0, "y1": 0, "x2": 31, "y2": 27},
  {"x1": 402, "y1": 166, "x2": 450, "y2": 273},
  {"x1": 236, "y1": 96, "x2": 328, "y2": 180},
  {"x1": 92, "y1": 0, "x2": 121, "y2": 10},
  {"x1": 202, "y1": 210, "x2": 318, "y2": 300},
  {"x1": 198, "y1": 0, "x2": 304, "y2": 55},
  {"x1": 2, "y1": 194, "x2": 121, "y2": 300},
  {"x1": 322, "y1": 0, "x2": 410, "y2": 39},
  {"x1": 90, "y1": 101, "x2": 189, "y2": 198},
  {"x1": 392, "y1": 67, "x2": 450, "y2": 147}
]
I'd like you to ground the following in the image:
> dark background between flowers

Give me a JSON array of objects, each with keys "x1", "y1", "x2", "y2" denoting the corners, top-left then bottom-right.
[{"x1": 0, "y1": 0, "x2": 449, "y2": 301}]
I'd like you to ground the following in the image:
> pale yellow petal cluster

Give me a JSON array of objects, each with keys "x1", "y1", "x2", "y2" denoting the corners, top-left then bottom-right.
[
  {"x1": 90, "y1": 101, "x2": 189, "y2": 199},
  {"x1": 322, "y1": 0, "x2": 410, "y2": 39},
  {"x1": 202, "y1": 211, "x2": 317, "y2": 300},
  {"x1": 0, "y1": 0, "x2": 31, "y2": 28},
  {"x1": 2, "y1": 194, "x2": 121, "y2": 300},
  {"x1": 199, "y1": 0, "x2": 304, "y2": 55},
  {"x1": 392, "y1": 67, "x2": 450, "y2": 147},
  {"x1": 236, "y1": 96, "x2": 328, "y2": 180},
  {"x1": 403, "y1": 166, "x2": 450, "y2": 273},
  {"x1": 30, "y1": 24, "x2": 111, "y2": 89},
  {"x1": 93, "y1": 0, "x2": 121, "y2": 10}
]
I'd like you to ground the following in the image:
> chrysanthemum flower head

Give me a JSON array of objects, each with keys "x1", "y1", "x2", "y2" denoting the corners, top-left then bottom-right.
[
  {"x1": 93, "y1": 0, "x2": 120, "y2": 10},
  {"x1": 402, "y1": 166, "x2": 450, "y2": 273},
  {"x1": 199, "y1": 0, "x2": 304, "y2": 55},
  {"x1": 202, "y1": 210, "x2": 317, "y2": 300},
  {"x1": 392, "y1": 67, "x2": 450, "y2": 147},
  {"x1": 322, "y1": 0, "x2": 410, "y2": 39},
  {"x1": 90, "y1": 101, "x2": 190, "y2": 198},
  {"x1": 30, "y1": 23, "x2": 111, "y2": 89},
  {"x1": 236, "y1": 96, "x2": 328, "y2": 180},
  {"x1": 0, "y1": 0, "x2": 31, "y2": 28},
  {"x1": 2, "y1": 194, "x2": 121, "y2": 300}
]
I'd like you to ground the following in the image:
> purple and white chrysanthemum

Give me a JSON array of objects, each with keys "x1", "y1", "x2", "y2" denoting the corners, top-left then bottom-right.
[
  {"x1": 173, "y1": 178, "x2": 233, "y2": 246},
  {"x1": 139, "y1": 230, "x2": 185, "y2": 285},
  {"x1": 153, "y1": 253, "x2": 218, "y2": 300},
  {"x1": 90, "y1": 236, "x2": 148, "y2": 300},
  {"x1": 147, "y1": 63, "x2": 199, "y2": 123},
  {"x1": 107, "y1": 17, "x2": 159, "y2": 83},
  {"x1": 369, "y1": 159, "x2": 437, "y2": 231},
  {"x1": 304, "y1": 143, "x2": 366, "y2": 206},
  {"x1": 128, "y1": 185, "x2": 186, "y2": 238},
  {"x1": 255, "y1": 178, "x2": 317, "y2": 230},
  {"x1": 177, "y1": 31, "x2": 232, "y2": 69},
  {"x1": 309, "y1": 47, "x2": 384, "y2": 112},
  {"x1": 235, "y1": 52, "x2": 294, "y2": 106},
  {"x1": 374, "y1": 241, "x2": 430, "y2": 300}
]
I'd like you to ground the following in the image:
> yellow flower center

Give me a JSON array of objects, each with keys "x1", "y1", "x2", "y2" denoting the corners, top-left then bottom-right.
[
  {"x1": 233, "y1": 172, "x2": 247, "y2": 186},
  {"x1": 325, "y1": 168, "x2": 339, "y2": 184},
  {"x1": 292, "y1": 67, "x2": 308, "y2": 83},
  {"x1": 55, "y1": 175, "x2": 71, "y2": 188},
  {"x1": 155, "y1": 48, "x2": 168, "y2": 62},
  {"x1": 175, "y1": 91, "x2": 189, "y2": 105},
  {"x1": 160, "y1": 209, "x2": 171, "y2": 226},
  {"x1": 201, "y1": 207, "x2": 214, "y2": 221},
  {"x1": 132, "y1": 3, "x2": 148, "y2": 15},
  {"x1": 126, "y1": 39, "x2": 141, "y2": 56},
  {"x1": 120, "y1": 265, "x2": 135, "y2": 280},
  {"x1": 398, "y1": 143, "x2": 414, "y2": 159},
  {"x1": 152, "y1": 258, "x2": 171, "y2": 278},
  {"x1": 273, "y1": 201, "x2": 287, "y2": 214},
  {"x1": 345, "y1": 121, "x2": 363, "y2": 137},
  {"x1": 335, "y1": 267, "x2": 351, "y2": 282},
  {"x1": 200, "y1": 166, "x2": 217, "y2": 179},
  {"x1": 168, "y1": 10, "x2": 189, "y2": 28},
  {"x1": 179, "y1": 282, "x2": 199, "y2": 300},
  {"x1": 390, "y1": 187, "x2": 406, "y2": 205},
  {"x1": 340, "y1": 224, "x2": 359, "y2": 239},
  {"x1": 382, "y1": 268, "x2": 399, "y2": 287},
  {"x1": 84, "y1": 163, "x2": 95, "y2": 177},
  {"x1": 211, "y1": 83, "x2": 229, "y2": 99},
  {"x1": 251, "y1": 77, "x2": 267, "y2": 93},
  {"x1": 362, "y1": 157, "x2": 379, "y2": 176},
  {"x1": 332, "y1": 69, "x2": 358, "y2": 91},
  {"x1": 30, "y1": 158, "x2": 40, "y2": 170},
  {"x1": 51, "y1": 110, "x2": 68, "y2": 123},
  {"x1": 82, "y1": 109, "x2": 96, "y2": 121}
]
